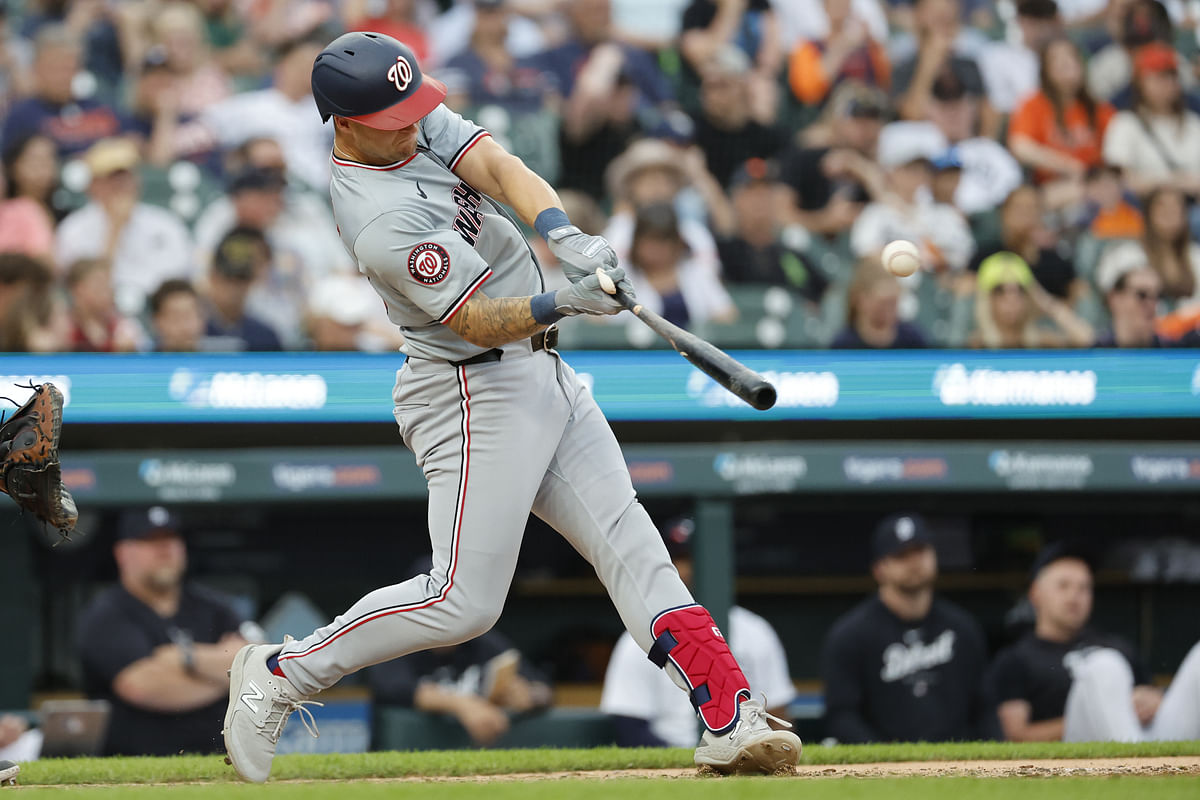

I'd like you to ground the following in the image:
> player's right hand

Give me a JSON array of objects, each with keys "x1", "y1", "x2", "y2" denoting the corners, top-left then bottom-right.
[{"x1": 553, "y1": 267, "x2": 627, "y2": 316}]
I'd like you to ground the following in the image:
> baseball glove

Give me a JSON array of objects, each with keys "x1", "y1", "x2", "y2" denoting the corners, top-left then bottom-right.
[{"x1": 0, "y1": 382, "x2": 78, "y2": 538}]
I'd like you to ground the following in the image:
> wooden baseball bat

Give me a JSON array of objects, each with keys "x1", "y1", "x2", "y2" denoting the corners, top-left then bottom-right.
[{"x1": 614, "y1": 291, "x2": 777, "y2": 411}]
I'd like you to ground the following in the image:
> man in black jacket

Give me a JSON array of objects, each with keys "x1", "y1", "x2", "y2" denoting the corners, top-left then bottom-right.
[
  {"x1": 77, "y1": 507, "x2": 251, "y2": 755},
  {"x1": 821, "y1": 512, "x2": 996, "y2": 742},
  {"x1": 988, "y1": 543, "x2": 1200, "y2": 742}
]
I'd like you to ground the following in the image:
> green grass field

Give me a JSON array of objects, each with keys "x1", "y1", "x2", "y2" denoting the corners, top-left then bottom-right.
[
  {"x1": 9, "y1": 778, "x2": 1200, "y2": 800},
  {"x1": 8, "y1": 740, "x2": 1199, "y2": 792}
]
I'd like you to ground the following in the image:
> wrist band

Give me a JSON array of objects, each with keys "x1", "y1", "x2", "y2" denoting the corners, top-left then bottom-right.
[
  {"x1": 534, "y1": 208, "x2": 570, "y2": 240},
  {"x1": 531, "y1": 291, "x2": 564, "y2": 324}
]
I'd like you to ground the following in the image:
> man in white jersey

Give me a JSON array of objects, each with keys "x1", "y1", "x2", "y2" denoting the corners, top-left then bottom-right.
[{"x1": 221, "y1": 31, "x2": 800, "y2": 782}]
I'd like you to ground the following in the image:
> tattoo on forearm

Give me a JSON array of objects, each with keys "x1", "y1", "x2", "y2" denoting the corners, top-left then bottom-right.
[{"x1": 450, "y1": 294, "x2": 545, "y2": 347}]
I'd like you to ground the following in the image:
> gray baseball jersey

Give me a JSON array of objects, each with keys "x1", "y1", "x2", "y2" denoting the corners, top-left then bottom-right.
[
  {"x1": 275, "y1": 103, "x2": 706, "y2": 716},
  {"x1": 330, "y1": 105, "x2": 542, "y2": 361}
]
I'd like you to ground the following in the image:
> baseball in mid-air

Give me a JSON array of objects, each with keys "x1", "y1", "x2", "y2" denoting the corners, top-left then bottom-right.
[{"x1": 881, "y1": 240, "x2": 920, "y2": 277}]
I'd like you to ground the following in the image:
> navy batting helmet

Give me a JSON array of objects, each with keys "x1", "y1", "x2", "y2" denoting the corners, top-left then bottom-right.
[{"x1": 311, "y1": 32, "x2": 446, "y2": 129}]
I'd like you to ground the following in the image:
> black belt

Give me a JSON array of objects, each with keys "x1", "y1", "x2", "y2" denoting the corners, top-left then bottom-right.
[{"x1": 449, "y1": 326, "x2": 557, "y2": 368}]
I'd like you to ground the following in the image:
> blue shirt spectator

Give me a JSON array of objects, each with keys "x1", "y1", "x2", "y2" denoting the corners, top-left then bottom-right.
[{"x1": 1, "y1": 25, "x2": 127, "y2": 157}]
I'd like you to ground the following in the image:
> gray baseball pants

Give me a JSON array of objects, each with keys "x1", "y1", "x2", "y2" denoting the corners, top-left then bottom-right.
[{"x1": 277, "y1": 339, "x2": 694, "y2": 694}]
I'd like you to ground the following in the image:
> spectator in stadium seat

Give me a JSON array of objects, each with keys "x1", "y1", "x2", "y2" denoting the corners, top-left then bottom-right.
[
  {"x1": 427, "y1": 0, "x2": 548, "y2": 66},
  {"x1": 1086, "y1": 0, "x2": 1193, "y2": 108},
  {"x1": 196, "y1": 38, "x2": 332, "y2": 192},
  {"x1": 880, "y1": 69, "x2": 1022, "y2": 216},
  {"x1": 0, "y1": 142, "x2": 55, "y2": 260},
  {"x1": 969, "y1": 185, "x2": 1081, "y2": 301},
  {"x1": 603, "y1": 137, "x2": 729, "y2": 277},
  {"x1": 988, "y1": 542, "x2": 1200, "y2": 742},
  {"x1": 774, "y1": 0, "x2": 889, "y2": 54},
  {"x1": 978, "y1": 0, "x2": 1063, "y2": 116},
  {"x1": 849, "y1": 132, "x2": 975, "y2": 273},
  {"x1": 533, "y1": 0, "x2": 675, "y2": 198},
  {"x1": 832, "y1": 257, "x2": 929, "y2": 349},
  {"x1": 1139, "y1": 186, "x2": 1200, "y2": 305},
  {"x1": 148, "y1": 279, "x2": 205, "y2": 353},
  {"x1": 0, "y1": 253, "x2": 50, "y2": 330},
  {"x1": 126, "y1": 46, "x2": 206, "y2": 170},
  {"x1": 202, "y1": 228, "x2": 283, "y2": 352},
  {"x1": 787, "y1": 0, "x2": 891, "y2": 108},
  {"x1": 1102, "y1": 43, "x2": 1200, "y2": 199},
  {"x1": 622, "y1": 202, "x2": 735, "y2": 329},
  {"x1": 65, "y1": 258, "x2": 143, "y2": 352},
  {"x1": 821, "y1": 513, "x2": 995, "y2": 743},
  {"x1": 601, "y1": 517, "x2": 794, "y2": 747},
  {"x1": 439, "y1": 0, "x2": 555, "y2": 115},
  {"x1": 0, "y1": 5, "x2": 33, "y2": 118},
  {"x1": 1093, "y1": 248, "x2": 1168, "y2": 347},
  {"x1": 305, "y1": 273, "x2": 393, "y2": 352},
  {"x1": 2, "y1": 132, "x2": 61, "y2": 225},
  {"x1": 1008, "y1": 36, "x2": 1115, "y2": 199},
  {"x1": 969, "y1": 251, "x2": 1094, "y2": 348},
  {"x1": 194, "y1": 0, "x2": 268, "y2": 78},
  {"x1": 679, "y1": 0, "x2": 783, "y2": 123},
  {"x1": 0, "y1": 277, "x2": 70, "y2": 352},
  {"x1": 693, "y1": 45, "x2": 788, "y2": 189},
  {"x1": 76, "y1": 507, "x2": 252, "y2": 756},
  {"x1": 347, "y1": 0, "x2": 431, "y2": 67},
  {"x1": 0, "y1": 25, "x2": 127, "y2": 157},
  {"x1": 891, "y1": 0, "x2": 999, "y2": 139},
  {"x1": 715, "y1": 158, "x2": 828, "y2": 301},
  {"x1": 1078, "y1": 164, "x2": 1145, "y2": 240},
  {"x1": 780, "y1": 82, "x2": 886, "y2": 237},
  {"x1": 150, "y1": 2, "x2": 234, "y2": 117},
  {"x1": 437, "y1": 0, "x2": 561, "y2": 182},
  {"x1": 54, "y1": 138, "x2": 195, "y2": 317},
  {"x1": 195, "y1": 160, "x2": 349, "y2": 348}
]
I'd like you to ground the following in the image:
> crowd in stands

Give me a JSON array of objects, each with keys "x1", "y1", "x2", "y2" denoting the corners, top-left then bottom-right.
[{"x1": 1, "y1": 0, "x2": 1199, "y2": 352}]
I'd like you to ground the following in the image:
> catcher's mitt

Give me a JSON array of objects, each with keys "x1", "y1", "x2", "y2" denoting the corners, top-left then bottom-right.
[{"x1": 0, "y1": 382, "x2": 77, "y2": 537}]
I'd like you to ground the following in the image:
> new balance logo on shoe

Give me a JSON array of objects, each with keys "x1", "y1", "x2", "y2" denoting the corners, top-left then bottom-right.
[{"x1": 240, "y1": 681, "x2": 265, "y2": 714}]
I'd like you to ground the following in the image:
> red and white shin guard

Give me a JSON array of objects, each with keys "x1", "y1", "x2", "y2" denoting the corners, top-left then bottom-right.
[{"x1": 648, "y1": 604, "x2": 751, "y2": 734}]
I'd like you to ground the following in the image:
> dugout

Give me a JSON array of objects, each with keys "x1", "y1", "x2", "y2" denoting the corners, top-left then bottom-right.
[{"x1": 2, "y1": 351, "x2": 1199, "y2": 746}]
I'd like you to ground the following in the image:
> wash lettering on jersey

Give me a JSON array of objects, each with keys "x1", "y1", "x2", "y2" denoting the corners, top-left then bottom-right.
[
  {"x1": 452, "y1": 182, "x2": 484, "y2": 246},
  {"x1": 880, "y1": 630, "x2": 957, "y2": 683}
]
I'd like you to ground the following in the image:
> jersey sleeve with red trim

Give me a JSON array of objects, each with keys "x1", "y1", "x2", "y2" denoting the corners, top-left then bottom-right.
[
  {"x1": 354, "y1": 215, "x2": 492, "y2": 324},
  {"x1": 418, "y1": 104, "x2": 490, "y2": 171}
]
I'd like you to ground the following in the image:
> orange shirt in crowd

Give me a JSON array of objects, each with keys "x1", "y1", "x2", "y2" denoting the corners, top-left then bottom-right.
[
  {"x1": 1090, "y1": 203, "x2": 1144, "y2": 239},
  {"x1": 1008, "y1": 92, "x2": 1116, "y2": 183},
  {"x1": 788, "y1": 40, "x2": 890, "y2": 106}
]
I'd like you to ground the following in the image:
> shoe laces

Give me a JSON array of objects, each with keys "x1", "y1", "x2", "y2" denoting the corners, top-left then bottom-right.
[
  {"x1": 742, "y1": 694, "x2": 793, "y2": 731},
  {"x1": 265, "y1": 696, "x2": 324, "y2": 743}
]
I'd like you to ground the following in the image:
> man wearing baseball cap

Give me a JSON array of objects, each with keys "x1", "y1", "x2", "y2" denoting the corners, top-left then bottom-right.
[
  {"x1": 821, "y1": 513, "x2": 995, "y2": 742},
  {"x1": 987, "y1": 542, "x2": 1200, "y2": 742},
  {"x1": 76, "y1": 507, "x2": 254, "y2": 755}
]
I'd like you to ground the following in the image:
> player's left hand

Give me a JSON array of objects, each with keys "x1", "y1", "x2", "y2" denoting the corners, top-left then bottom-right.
[{"x1": 546, "y1": 225, "x2": 618, "y2": 283}]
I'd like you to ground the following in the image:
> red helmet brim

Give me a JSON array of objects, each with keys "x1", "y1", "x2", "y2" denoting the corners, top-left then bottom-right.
[{"x1": 346, "y1": 76, "x2": 447, "y2": 130}]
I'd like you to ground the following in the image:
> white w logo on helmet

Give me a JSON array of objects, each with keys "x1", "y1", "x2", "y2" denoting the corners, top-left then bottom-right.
[{"x1": 387, "y1": 55, "x2": 413, "y2": 92}]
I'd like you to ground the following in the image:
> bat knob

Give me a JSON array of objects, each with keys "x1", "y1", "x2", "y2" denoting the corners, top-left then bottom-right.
[{"x1": 595, "y1": 267, "x2": 616, "y2": 295}]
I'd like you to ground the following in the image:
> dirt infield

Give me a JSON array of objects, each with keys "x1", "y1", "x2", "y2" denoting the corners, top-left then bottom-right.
[{"x1": 362, "y1": 756, "x2": 1200, "y2": 783}]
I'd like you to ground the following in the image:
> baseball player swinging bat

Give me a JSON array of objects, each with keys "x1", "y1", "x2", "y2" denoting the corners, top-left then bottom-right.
[{"x1": 594, "y1": 270, "x2": 777, "y2": 411}]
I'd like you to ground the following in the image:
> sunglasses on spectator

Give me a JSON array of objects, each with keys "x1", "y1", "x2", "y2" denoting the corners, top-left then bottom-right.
[{"x1": 990, "y1": 283, "x2": 1026, "y2": 296}]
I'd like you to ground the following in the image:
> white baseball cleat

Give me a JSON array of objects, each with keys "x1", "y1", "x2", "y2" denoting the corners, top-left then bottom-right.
[
  {"x1": 222, "y1": 641, "x2": 322, "y2": 783},
  {"x1": 0, "y1": 759, "x2": 18, "y2": 786},
  {"x1": 693, "y1": 697, "x2": 802, "y2": 775}
]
